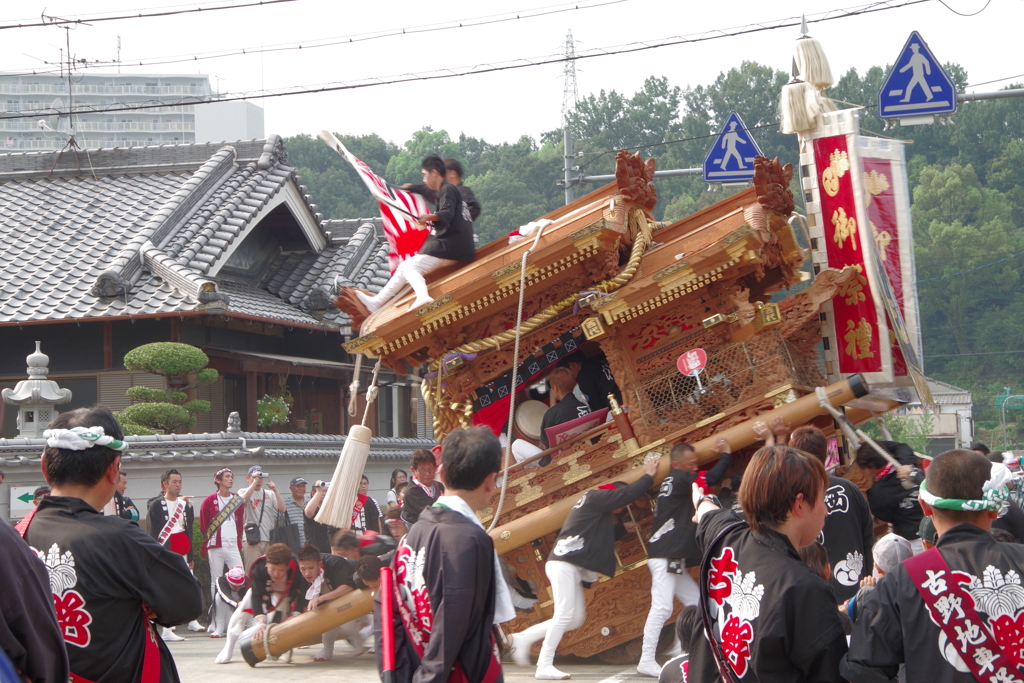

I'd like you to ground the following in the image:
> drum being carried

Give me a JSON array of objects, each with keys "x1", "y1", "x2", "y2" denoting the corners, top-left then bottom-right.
[{"x1": 513, "y1": 400, "x2": 547, "y2": 446}]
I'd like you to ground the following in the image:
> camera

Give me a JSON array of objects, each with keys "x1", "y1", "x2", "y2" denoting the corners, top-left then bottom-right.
[
  {"x1": 257, "y1": 472, "x2": 270, "y2": 479},
  {"x1": 315, "y1": 480, "x2": 329, "y2": 489}
]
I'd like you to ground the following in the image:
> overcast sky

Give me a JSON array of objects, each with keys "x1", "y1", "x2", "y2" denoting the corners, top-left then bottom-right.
[{"x1": 2, "y1": 0, "x2": 1019, "y2": 151}]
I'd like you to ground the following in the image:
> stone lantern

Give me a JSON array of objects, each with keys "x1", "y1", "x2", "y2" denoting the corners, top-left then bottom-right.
[{"x1": 2, "y1": 341, "x2": 73, "y2": 437}]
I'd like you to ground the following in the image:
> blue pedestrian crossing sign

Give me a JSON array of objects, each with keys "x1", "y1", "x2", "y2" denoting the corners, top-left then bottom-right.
[
  {"x1": 878, "y1": 31, "x2": 957, "y2": 119},
  {"x1": 703, "y1": 111, "x2": 763, "y2": 183}
]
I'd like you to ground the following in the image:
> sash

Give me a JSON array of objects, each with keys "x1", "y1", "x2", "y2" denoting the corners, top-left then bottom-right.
[
  {"x1": 203, "y1": 494, "x2": 243, "y2": 546},
  {"x1": 904, "y1": 547, "x2": 1024, "y2": 683},
  {"x1": 411, "y1": 477, "x2": 437, "y2": 498},
  {"x1": 156, "y1": 499, "x2": 185, "y2": 546},
  {"x1": 351, "y1": 494, "x2": 367, "y2": 528},
  {"x1": 17, "y1": 506, "x2": 161, "y2": 683},
  {"x1": 216, "y1": 581, "x2": 241, "y2": 609}
]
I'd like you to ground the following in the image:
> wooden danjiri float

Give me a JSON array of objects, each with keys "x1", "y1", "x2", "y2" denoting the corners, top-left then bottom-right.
[{"x1": 241, "y1": 150, "x2": 906, "y2": 665}]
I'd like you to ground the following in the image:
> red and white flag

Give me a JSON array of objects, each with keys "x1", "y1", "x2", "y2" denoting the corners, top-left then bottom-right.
[{"x1": 319, "y1": 130, "x2": 429, "y2": 274}]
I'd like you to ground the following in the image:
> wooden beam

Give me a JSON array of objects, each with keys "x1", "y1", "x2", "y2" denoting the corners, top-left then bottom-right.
[
  {"x1": 246, "y1": 371, "x2": 258, "y2": 432},
  {"x1": 102, "y1": 321, "x2": 113, "y2": 369},
  {"x1": 169, "y1": 317, "x2": 182, "y2": 342}
]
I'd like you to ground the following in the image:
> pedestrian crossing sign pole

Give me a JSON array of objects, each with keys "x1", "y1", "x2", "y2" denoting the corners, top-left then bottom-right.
[
  {"x1": 702, "y1": 111, "x2": 763, "y2": 185},
  {"x1": 878, "y1": 31, "x2": 957, "y2": 126}
]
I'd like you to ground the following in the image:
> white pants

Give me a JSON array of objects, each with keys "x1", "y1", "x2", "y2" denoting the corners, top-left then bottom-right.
[
  {"x1": 514, "y1": 560, "x2": 588, "y2": 669},
  {"x1": 320, "y1": 615, "x2": 372, "y2": 657},
  {"x1": 364, "y1": 254, "x2": 455, "y2": 311},
  {"x1": 512, "y1": 440, "x2": 543, "y2": 466},
  {"x1": 640, "y1": 558, "x2": 699, "y2": 662},
  {"x1": 207, "y1": 546, "x2": 243, "y2": 601}
]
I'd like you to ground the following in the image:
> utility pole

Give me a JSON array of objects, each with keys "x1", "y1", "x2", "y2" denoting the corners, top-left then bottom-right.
[{"x1": 561, "y1": 30, "x2": 579, "y2": 205}]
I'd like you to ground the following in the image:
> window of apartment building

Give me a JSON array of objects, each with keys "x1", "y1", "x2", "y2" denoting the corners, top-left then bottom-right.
[{"x1": 6, "y1": 101, "x2": 19, "y2": 111}]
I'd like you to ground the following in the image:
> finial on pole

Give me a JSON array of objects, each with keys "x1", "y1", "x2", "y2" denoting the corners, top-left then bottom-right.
[{"x1": 800, "y1": 14, "x2": 809, "y2": 37}]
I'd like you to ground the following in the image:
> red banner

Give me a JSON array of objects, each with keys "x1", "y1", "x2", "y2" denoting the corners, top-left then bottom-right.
[
  {"x1": 861, "y1": 158, "x2": 907, "y2": 376},
  {"x1": 813, "y1": 135, "x2": 883, "y2": 373}
]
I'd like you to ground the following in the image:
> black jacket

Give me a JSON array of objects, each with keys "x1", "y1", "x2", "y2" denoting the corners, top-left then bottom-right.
[
  {"x1": 993, "y1": 499, "x2": 1024, "y2": 542},
  {"x1": 822, "y1": 475, "x2": 876, "y2": 601},
  {"x1": 402, "y1": 480, "x2": 445, "y2": 526},
  {"x1": 540, "y1": 393, "x2": 591, "y2": 449},
  {"x1": 576, "y1": 355, "x2": 620, "y2": 412},
  {"x1": 147, "y1": 497, "x2": 196, "y2": 564},
  {"x1": 412, "y1": 181, "x2": 475, "y2": 262},
  {"x1": 114, "y1": 491, "x2": 140, "y2": 522},
  {"x1": 866, "y1": 441, "x2": 923, "y2": 541},
  {"x1": 319, "y1": 553, "x2": 358, "y2": 592},
  {"x1": 304, "y1": 505, "x2": 338, "y2": 554},
  {"x1": 247, "y1": 556, "x2": 309, "y2": 617},
  {"x1": 648, "y1": 456, "x2": 732, "y2": 565},
  {"x1": 841, "y1": 523, "x2": 1024, "y2": 683},
  {"x1": 24, "y1": 496, "x2": 202, "y2": 683},
  {"x1": 1, "y1": 518, "x2": 69, "y2": 683},
  {"x1": 408, "y1": 182, "x2": 481, "y2": 222},
  {"x1": 689, "y1": 508, "x2": 848, "y2": 683},
  {"x1": 550, "y1": 474, "x2": 654, "y2": 577},
  {"x1": 378, "y1": 505, "x2": 502, "y2": 683}
]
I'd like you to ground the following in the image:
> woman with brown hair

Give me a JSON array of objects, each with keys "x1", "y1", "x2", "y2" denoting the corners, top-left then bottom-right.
[{"x1": 688, "y1": 445, "x2": 847, "y2": 683}]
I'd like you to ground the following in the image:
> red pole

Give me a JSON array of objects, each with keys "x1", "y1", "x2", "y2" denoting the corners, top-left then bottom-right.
[{"x1": 380, "y1": 566, "x2": 396, "y2": 683}]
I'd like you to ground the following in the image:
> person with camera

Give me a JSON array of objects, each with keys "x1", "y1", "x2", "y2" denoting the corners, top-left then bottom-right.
[
  {"x1": 304, "y1": 479, "x2": 340, "y2": 553},
  {"x1": 242, "y1": 466, "x2": 285, "y2": 574}
]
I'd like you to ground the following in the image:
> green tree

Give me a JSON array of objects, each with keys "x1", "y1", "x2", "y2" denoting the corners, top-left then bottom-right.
[{"x1": 119, "y1": 343, "x2": 218, "y2": 434}]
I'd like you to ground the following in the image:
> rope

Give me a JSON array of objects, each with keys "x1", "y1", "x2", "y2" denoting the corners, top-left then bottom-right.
[
  {"x1": 362, "y1": 360, "x2": 382, "y2": 427},
  {"x1": 262, "y1": 621, "x2": 274, "y2": 662},
  {"x1": 488, "y1": 224, "x2": 546, "y2": 532}
]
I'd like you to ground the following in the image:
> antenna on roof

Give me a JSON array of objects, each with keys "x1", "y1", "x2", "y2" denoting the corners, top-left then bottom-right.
[{"x1": 560, "y1": 30, "x2": 580, "y2": 127}]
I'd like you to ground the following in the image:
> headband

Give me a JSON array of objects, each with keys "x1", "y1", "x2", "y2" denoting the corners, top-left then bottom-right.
[
  {"x1": 44, "y1": 427, "x2": 127, "y2": 452},
  {"x1": 215, "y1": 468, "x2": 232, "y2": 481},
  {"x1": 919, "y1": 462, "x2": 1012, "y2": 512}
]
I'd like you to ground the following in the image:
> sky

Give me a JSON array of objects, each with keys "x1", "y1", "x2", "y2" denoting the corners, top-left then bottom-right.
[{"x1": 1, "y1": 0, "x2": 1020, "y2": 150}]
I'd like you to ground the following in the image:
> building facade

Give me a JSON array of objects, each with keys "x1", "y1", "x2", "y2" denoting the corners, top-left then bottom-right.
[{"x1": 0, "y1": 72, "x2": 263, "y2": 150}]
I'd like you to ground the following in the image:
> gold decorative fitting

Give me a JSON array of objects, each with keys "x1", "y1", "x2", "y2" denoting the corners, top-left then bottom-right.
[
  {"x1": 563, "y1": 463, "x2": 592, "y2": 484},
  {"x1": 653, "y1": 260, "x2": 691, "y2": 281},
  {"x1": 443, "y1": 355, "x2": 465, "y2": 373},
  {"x1": 581, "y1": 316, "x2": 606, "y2": 341},
  {"x1": 500, "y1": 530, "x2": 511, "y2": 540},
  {"x1": 702, "y1": 312, "x2": 738, "y2": 328},
  {"x1": 772, "y1": 389, "x2": 799, "y2": 407},
  {"x1": 754, "y1": 302, "x2": 782, "y2": 331},
  {"x1": 514, "y1": 485, "x2": 544, "y2": 506},
  {"x1": 343, "y1": 333, "x2": 381, "y2": 354},
  {"x1": 577, "y1": 292, "x2": 600, "y2": 309},
  {"x1": 415, "y1": 294, "x2": 453, "y2": 316}
]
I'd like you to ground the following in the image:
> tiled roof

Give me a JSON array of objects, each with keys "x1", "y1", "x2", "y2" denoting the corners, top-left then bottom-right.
[
  {"x1": 0, "y1": 137, "x2": 389, "y2": 330},
  {"x1": 0, "y1": 430, "x2": 435, "y2": 467}
]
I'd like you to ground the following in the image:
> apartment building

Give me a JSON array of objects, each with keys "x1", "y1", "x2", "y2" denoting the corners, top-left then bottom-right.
[{"x1": 0, "y1": 73, "x2": 263, "y2": 150}]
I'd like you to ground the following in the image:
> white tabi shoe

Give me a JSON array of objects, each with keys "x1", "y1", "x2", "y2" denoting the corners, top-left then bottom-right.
[
  {"x1": 161, "y1": 627, "x2": 185, "y2": 642},
  {"x1": 535, "y1": 665, "x2": 571, "y2": 680},
  {"x1": 188, "y1": 620, "x2": 205, "y2": 632},
  {"x1": 636, "y1": 659, "x2": 662, "y2": 678}
]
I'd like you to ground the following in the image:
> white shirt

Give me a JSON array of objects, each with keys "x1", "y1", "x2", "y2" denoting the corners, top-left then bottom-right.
[
  {"x1": 166, "y1": 498, "x2": 185, "y2": 534},
  {"x1": 218, "y1": 494, "x2": 237, "y2": 545}
]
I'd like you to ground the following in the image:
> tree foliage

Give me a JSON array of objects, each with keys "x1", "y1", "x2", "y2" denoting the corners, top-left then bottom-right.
[
  {"x1": 121, "y1": 342, "x2": 218, "y2": 433},
  {"x1": 282, "y1": 66, "x2": 1024, "y2": 432}
]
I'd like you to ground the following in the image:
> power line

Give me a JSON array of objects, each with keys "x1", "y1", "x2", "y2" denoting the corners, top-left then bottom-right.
[
  {"x1": 4, "y1": 0, "x2": 625, "y2": 76},
  {"x1": 935, "y1": 0, "x2": 991, "y2": 16},
  {"x1": 0, "y1": 0, "x2": 299, "y2": 31},
  {"x1": 925, "y1": 349, "x2": 1024, "y2": 358},
  {"x1": 0, "y1": 0, "x2": 931, "y2": 122},
  {"x1": 917, "y1": 249, "x2": 1024, "y2": 282}
]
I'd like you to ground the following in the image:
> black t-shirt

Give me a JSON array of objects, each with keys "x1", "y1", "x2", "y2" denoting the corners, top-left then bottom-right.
[
  {"x1": 304, "y1": 506, "x2": 338, "y2": 554},
  {"x1": 320, "y1": 553, "x2": 357, "y2": 592},
  {"x1": 540, "y1": 393, "x2": 591, "y2": 448},
  {"x1": 402, "y1": 480, "x2": 446, "y2": 525}
]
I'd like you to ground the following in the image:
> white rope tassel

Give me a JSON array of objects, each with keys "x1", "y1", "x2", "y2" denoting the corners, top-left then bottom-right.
[
  {"x1": 488, "y1": 224, "x2": 546, "y2": 532},
  {"x1": 317, "y1": 360, "x2": 381, "y2": 528},
  {"x1": 795, "y1": 36, "x2": 834, "y2": 90},
  {"x1": 779, "y1": 80, "x2": 820, "y2": 135}
]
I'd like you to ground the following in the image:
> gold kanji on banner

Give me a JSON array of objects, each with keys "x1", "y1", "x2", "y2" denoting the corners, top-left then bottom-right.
[
  {"x1": 844, "y1": 318, "x2": 875, "y2": 360},
  {"x1": 821, "y1": 150, "x2": 850, "y2": 197},
  {"x1": 872, "y1": 221, "x2": 893, "y2": 259},
  {"x1": 832, "y1": 207, "x2": 858, "y2": 250},
  {"x1": 839, "y1": 264, "x2": 867, "y2": 305},
  {"x1": 863, "y1": 170, "x2": 890, "y2": 205}
]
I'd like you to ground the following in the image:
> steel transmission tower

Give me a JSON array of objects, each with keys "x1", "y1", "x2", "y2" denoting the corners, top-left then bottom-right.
[{"x1": 562, "y1": 30, "x2": 580, "y2": 204}]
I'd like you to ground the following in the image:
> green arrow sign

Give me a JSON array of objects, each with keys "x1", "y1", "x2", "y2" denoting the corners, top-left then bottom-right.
[{"x1": 17, "y1": 492, "x2": 33, "y2": 503}]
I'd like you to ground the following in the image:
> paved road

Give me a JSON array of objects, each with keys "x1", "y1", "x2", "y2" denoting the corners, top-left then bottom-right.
[{"x1": 168, "y1": 629, "x2": 659, "y2": 682}]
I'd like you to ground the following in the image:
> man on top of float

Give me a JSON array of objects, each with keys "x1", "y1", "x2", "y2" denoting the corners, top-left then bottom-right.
[{"x1": 356, "y1": 154, "x2": 476, "y2": 314}]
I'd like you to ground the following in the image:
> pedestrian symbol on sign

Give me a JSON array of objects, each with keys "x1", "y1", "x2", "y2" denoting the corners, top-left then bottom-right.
[
  {"x1": 878, "y1": 31, "x2": 957, "y2": 121},
  {"x1": 703, "y1": 111, "x2": 763, "y2": 183}
]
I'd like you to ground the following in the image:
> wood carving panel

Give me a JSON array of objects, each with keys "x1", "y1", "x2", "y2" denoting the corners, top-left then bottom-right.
[
  {"x1": 777, "y1": 266, "x2": 857, "y2": 354},
  {"x1": 753, "y1": 156, "x2": 795, "y2": 216}
]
